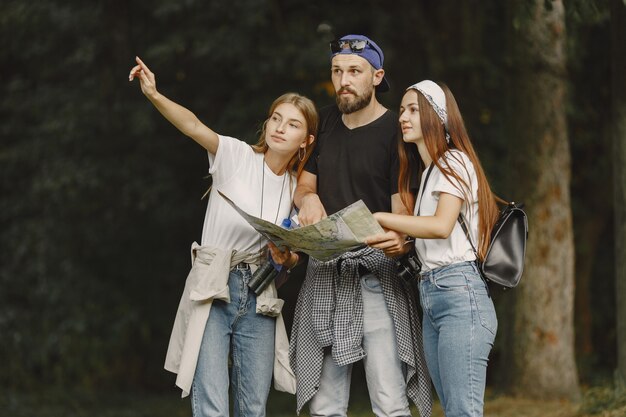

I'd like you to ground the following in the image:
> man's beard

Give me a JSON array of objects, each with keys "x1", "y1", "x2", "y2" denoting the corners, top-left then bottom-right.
[{"x1": 336, "y1": 86, "x2": 374, "y2": 114}]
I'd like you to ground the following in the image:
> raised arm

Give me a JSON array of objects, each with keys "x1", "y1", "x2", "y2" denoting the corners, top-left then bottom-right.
[
  {"x1": 293, "y1": 171, "x2": 327, "y2": 226},
  {"x1": 128, "y1": 56, "x2": 219, "y2": 154}
]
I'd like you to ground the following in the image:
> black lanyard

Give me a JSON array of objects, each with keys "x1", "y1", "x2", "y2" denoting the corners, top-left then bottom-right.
[
  {"x1": 416, "y1": 164, "x2": 435, "y2": 216},
  {"x1": 410, "y1": 163, "x2": 435, "y2": 273}
]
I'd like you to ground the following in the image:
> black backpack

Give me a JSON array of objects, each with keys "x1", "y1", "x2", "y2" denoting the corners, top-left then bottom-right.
[{"x1": 459, "y1": 202, "x2": 529, "y2": 289}]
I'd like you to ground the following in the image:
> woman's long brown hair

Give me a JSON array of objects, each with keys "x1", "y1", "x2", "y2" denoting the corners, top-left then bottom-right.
[{"x1": 397, "y1": 83, "x2": 499, "y2": 260}]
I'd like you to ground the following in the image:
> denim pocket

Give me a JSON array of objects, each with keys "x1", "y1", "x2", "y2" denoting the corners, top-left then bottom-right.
[
  {"x1": 432, "y1": 271, "x2": 468, "y2": 292},
  {"x1": 361, "y1": 274, "x2": 383, "y2": 293},
  {"x1": 468, "y1": 276, "x2": 498, "y2": 336}
]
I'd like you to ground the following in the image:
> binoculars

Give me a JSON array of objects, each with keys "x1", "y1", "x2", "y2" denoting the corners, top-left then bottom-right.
[{"x1": 248, "y1": 261, "x2": 280, "y2": 295}]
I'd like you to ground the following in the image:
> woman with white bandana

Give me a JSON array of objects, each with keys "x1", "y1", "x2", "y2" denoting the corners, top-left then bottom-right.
[{"x1": 366, "y1": 80, "x2": 499, "y2": 417}]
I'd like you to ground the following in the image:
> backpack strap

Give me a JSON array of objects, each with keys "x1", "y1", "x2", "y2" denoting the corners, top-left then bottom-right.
[
  {"x1": 457, "y1": 214, "x2": 478, "y2": 255},
  {"x1": 458, "y1": 213, "x2": 491, "y2": 295}
]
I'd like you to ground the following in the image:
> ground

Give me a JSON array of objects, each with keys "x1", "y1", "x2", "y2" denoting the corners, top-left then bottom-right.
[{"x1": 2, "y1": 386, "x2": 625, "y2": 417}]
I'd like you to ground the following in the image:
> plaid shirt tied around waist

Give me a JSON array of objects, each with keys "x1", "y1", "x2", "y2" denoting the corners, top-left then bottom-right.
[{"x1": 289, "y1": 247, "x2": 433, "y2": 416}]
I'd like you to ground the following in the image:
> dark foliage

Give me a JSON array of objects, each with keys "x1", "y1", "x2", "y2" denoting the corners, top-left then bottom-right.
[{"x1": 0, "y1": 0, "x2": 615, "y2": 394}]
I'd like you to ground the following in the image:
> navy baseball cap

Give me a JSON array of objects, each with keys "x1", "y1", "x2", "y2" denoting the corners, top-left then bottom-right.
[{"x1": 330, "y1": 34, "x2": 390, "y2": 93}]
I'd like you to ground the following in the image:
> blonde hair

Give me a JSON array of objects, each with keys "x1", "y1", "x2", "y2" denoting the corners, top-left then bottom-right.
[
  {"x1": 203, "y1": 93, "x2": 318, "y2": 200},
  {"x1": 251, "y1": 92, "x2": 318, "y2": 179}
]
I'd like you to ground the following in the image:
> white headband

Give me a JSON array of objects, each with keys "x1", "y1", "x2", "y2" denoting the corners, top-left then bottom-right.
[{"x1": 407, "y1": 80, "x2": 448, "y2": 127}]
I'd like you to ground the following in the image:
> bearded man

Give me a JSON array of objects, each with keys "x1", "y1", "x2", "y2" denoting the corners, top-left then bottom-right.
[{"x1": 289, "y1": 35, "x2": 433, "y2": 417}]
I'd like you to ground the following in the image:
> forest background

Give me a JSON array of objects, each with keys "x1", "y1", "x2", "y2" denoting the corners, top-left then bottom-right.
[{"x1": 2, "y1": 0, "x2": 626, "y2": 416}]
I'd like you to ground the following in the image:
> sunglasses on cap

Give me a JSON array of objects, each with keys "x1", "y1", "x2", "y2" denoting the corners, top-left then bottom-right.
[{"x1": 330, "y1": 39, "x2": 370, "y2": 54}]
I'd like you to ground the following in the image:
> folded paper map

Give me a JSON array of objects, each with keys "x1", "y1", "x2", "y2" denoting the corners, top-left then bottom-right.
[{"x1": 218, "y1": 190, "x2": 384, "y2": 262}]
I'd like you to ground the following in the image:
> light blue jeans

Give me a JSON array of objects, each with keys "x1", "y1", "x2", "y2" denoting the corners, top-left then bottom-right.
[
  {"x1": 309, "y1": 273, "x2": 411, "y2": 417},
  {"x1": 419, "y1": 261, "x2": 497, "y2": 417},
  {"x1": 191, "y1": 266, "x2": 276, "y2": 417}
]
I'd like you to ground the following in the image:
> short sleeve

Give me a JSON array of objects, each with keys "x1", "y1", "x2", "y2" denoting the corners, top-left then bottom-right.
[
  {"x1": 208, "y1": 135, "x2": 252, "y2": 185},
  {"x1": 431, "y1": 151, "x2": 475, "y2": 202},
  {"x1": 305, "y1": 105, "x2": 341, "y2": 176},
  {"x1": 389, "y1": 141, "x2": 400, "y2": 195},
  {"x1": 303, "y1": 142, "x2": 318, "y2": 175}
]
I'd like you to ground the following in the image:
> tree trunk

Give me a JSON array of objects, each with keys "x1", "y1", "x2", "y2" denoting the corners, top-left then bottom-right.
[
  {"x1": 612, "y1": 0, "x2": 626, "y2": 392},
  {"x1": 504, "y1": 0, "x2": 580, "y2": 399}
]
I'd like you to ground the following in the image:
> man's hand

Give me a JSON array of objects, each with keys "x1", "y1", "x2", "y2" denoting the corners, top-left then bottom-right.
[{"x1": 297, "y1": 193, "x2": 327, "y2": 226}]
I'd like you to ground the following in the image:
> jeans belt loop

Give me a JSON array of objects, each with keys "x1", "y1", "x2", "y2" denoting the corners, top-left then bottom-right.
[{"x1": 235, "y1": 262, "x2": 250, "y2": 270}]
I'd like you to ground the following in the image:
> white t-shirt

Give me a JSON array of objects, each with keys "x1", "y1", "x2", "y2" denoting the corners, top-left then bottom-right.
[
  {"x1": 413, "y1": 150, "x2": 479, "y2": 272},
  {"x1": 200, "y1": 135, "x2": 296, "y2": 253}
]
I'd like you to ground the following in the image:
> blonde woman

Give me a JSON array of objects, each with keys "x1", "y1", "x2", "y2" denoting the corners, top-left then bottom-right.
[{"x1": 129, "y1": 57, "x2": 317, "y2": 417}]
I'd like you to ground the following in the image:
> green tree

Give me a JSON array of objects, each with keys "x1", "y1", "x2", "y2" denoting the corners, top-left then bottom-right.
[
  {"x1": 566, "y1": 0, "x2": 613, "y2": 380},
  {"x1": 0, "y1": 0, "x2": 619, "y2": 401},
  {"x1": 612, "y1": 0, "x2": 626, "y2": 393}
]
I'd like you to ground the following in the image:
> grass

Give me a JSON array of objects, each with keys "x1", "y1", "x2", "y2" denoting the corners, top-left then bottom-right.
[{"x1": 1, "y1": 385, "x2": 625, "y2": 416}]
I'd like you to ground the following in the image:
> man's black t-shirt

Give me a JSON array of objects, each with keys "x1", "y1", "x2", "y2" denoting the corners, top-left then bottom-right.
[{"x1": 304, "y1": 105, "x2": 400, "y2": 215}]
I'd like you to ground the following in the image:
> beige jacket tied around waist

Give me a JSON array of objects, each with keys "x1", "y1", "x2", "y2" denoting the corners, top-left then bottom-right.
[{"x1": 164, "y1": 242, "x2": 296, "y2": 397}]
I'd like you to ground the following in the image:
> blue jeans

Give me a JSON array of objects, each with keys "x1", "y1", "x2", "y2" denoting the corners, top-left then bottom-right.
[
  {"x1": 309, "y1": 273, "x2": 411, "y2": 417},
  {"x1": 191, "y1": 266, "x2": 276, "y2": 417},
  {"x1": 419, "y1": 261, "x2": 497, "y2": 417}
]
